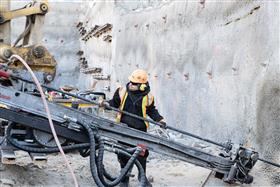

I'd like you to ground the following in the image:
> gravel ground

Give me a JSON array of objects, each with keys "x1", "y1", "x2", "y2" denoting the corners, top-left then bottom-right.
[{"x1": 0, "y1": 150, "x2": 273, "y2": 187}]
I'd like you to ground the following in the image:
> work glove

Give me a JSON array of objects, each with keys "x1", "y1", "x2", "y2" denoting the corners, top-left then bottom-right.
[
  {"x1": 98, "y1": 100, "x2": 111, "y2": 109},
  {"x1": 103, "y1": 101, "x2": 111, "y2": 109},
  {"x1": 159, "y1": 119, "x2": 167, "y2": 129}
]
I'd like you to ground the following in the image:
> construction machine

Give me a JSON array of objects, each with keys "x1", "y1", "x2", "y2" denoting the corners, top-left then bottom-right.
[
  {"x1": 0, "y1": 0, "x2": 56, "y2": 83},
  {"x1": 0, "y1": 1, "x2": 279, "y2": 187}
]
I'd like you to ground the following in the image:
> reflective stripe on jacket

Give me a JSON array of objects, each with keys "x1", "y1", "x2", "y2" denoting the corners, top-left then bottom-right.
[{"x1": 116, "y1": 87, "x2": 154, "y2": 128}]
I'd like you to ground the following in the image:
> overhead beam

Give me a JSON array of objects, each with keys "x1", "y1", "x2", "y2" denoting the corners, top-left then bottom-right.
[{"x1": 0, "y1": 0, "x2": 10, "y2": 44}]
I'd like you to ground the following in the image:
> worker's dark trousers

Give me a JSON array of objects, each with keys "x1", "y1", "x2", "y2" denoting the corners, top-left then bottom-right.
[{"x1": 118, "y1": 149, "x2": 149, "y2": 182}]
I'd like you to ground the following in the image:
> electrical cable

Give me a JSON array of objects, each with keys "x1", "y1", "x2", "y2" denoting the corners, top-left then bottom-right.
[{"x1": 8, "y1": 55, "x2": 79, "y2": 187}]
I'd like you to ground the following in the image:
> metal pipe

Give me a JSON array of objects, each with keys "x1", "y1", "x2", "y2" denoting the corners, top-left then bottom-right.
[{"x1": 258, "y1": 158, "x2": 280, "y2": 168}]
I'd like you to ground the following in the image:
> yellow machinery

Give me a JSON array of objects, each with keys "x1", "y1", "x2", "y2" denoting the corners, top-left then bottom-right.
[
  {"x1": 0, "y1": 0, "x2": 57, "y2": 82},
  {"x1": 47, "y1": 86, "x2": 105, "y2": 114},
  {"x1": 0, "y1": 1, "x2": 100, "y2": 110}
]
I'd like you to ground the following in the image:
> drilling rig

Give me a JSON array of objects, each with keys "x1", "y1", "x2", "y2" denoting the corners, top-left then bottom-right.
[{"x1": 0, "y1": 1, "x2": 279, "y2": 186}]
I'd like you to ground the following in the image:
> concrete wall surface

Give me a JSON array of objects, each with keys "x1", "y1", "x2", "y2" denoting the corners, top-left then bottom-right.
[
  {"x1": 81, "y1": 0, "x2": 279, "y2": 142},
  {"x1": 80, "y1": 1, "x2": 280, "y2": 179}
]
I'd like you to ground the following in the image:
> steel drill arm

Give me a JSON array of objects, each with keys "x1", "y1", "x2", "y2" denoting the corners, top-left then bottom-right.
[{"x1": 0, "y1": 85, "x2": 258, "y2": 184}]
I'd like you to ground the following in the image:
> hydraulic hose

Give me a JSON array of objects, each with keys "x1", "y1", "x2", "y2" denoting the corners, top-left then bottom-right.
[
  {"x1": 13, "y1": 16, "x2": 32, "y2": 47},
  {"x1": 115, "y1": 149, "x2": 147, "y2": 187},
  {"x1": 99, "y1": 143, "x2": 138, "y2": 182},
  {"x1": 95, "y1": 134, "x2": 142, "y2": 187},
  {"x1": 79, "y1": 121, "x2": 146, "y2": 187},
  {"x1": 6, "y1": 124, "x2": 90, "y2": 153},
  {"x1": 96, "y1": 147, "x2": 147, "y2": 187},
  {"x1": 78, "y1": 121, "x2": 106, "y2": 187},
  {"x1": 102, "y1": 166, "x2": 116, "y2": 181},
  {"x1": 6, "y1": 120, "x2": 148, "y2": 187}
]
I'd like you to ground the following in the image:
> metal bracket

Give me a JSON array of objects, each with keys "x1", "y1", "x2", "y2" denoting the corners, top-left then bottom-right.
[
  {"x1": 1, "y1": 149, "x2": 16, "y2": 164},
  {"x1": 0, "y1": 1, "x2": 48, "y2": 24},
  {"x1": 29, "y1": 152, "x2": 47, "y2": 165}
]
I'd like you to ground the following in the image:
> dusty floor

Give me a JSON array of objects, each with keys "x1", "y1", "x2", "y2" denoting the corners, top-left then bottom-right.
[{"x1": 0, "y1": 150, "x2": 273, "y2": 187}]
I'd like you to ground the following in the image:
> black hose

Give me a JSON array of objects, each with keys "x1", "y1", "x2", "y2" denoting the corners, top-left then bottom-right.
[
  {"x1": 115, "y1": 149, "x2": 147, "y2": 187},
  {"x1": 6, "y1": 123, "x2": 147, "y2": 187},
  {"x1": 95, "y1": 134, "x2": 141, "y2": 186},
  {"x1": 96, "y1": 142, "x2": 139, "y2": 183},
  {"x1": 6, "y1": 124, "x2": 90, "y2": 153},
  {"x1": 80, "y1": 147, "x2": 117, "y2": 181},
  {"x1": 79, "y1": 148, "x2": 91, "y2": 157},
  {"x1": 102, "y1": 165, "x2": 117, "y2": 181},
  {"x1": 96, "y1": 135, "x2": 114, "y2": 184},
  {"x1": 78, "y1": 122, "x2": 105, "y2": 187},
  {"x1": 97, "y1": 141, "x2": 138, "y2": 182}
]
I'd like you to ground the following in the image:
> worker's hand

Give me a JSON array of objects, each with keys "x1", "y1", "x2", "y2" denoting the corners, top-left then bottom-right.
[
  {"x1": 98, "y1": 97, "x2": 104, "y2": 107},
  {"x1": 159, "y1": 119, "x2": 167, "y2": 129},
  {"x1": 103, "y1": 101, "x2": 111, "y2": 109},
  {"x1": 98, "y1": 98, "x2": 111, "y2": 109}
]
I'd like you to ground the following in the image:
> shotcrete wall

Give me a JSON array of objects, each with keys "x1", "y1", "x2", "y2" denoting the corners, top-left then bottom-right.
[
  {"x1": 80, "y1": 0, "x2": 279, "y2": 146},
  {"x1": 77, "y1": 1, "x2": 113, "y2": 91}
]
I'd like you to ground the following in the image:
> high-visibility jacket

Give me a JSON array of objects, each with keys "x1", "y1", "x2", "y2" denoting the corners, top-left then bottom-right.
[
  {"x1": 108, "y1": 85, "x2": 163, "y2": 131},
  {"x1": 116, "y1": 87, "x2": 154, "y2": 128}
]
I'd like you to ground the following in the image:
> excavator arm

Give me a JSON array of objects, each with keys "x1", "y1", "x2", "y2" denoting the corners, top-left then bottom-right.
[
  {"x1": 0, "y1": 0, "x2": 56, "y2": 83},
  {"x1": 0, "y1": 0, "x2": 48, "y2": 24}
]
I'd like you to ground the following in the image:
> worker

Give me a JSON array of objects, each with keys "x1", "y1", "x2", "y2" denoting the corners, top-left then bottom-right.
[{"x1": 99, "y1": 69, "x2": 166, "y2": 187}]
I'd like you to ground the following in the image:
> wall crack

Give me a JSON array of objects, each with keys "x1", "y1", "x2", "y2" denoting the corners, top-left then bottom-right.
[{"x1": 224, "y1": 5, "x2": 260, "y2": 26}]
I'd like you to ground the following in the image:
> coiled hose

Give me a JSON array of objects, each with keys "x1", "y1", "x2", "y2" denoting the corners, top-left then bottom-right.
[
  {"x1": 6, "y1": 122, "x2": 147, "y2": 187},
  {"x1": 79, "y1": 121, "x2": 147, "y2": 187},
  {"x1": 6, "y1": 124, "x2": 90, "y2": 153},
  {"x1": 95, "y1": 134, "x2": 143, "y2": 187},
  {"x1": 79, "y1": 143, "x2": 141, "y2": 183}
]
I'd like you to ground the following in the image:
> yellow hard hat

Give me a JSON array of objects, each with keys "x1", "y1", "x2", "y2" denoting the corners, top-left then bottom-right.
[{"x1": 128, "y1": 69, "x2": 148, "y2": 84}]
